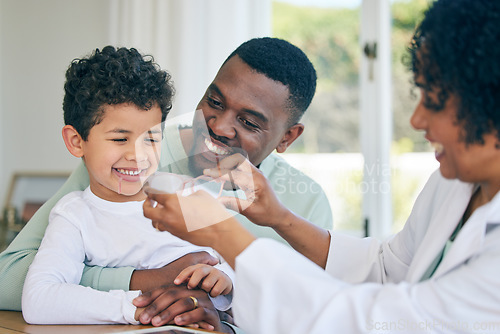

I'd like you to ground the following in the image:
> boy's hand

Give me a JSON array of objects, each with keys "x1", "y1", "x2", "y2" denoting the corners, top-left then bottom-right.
[
  {"x1": 174, "y1": 264, "x2": 233, "y2": 297},
  {"x1": 130, "y1": 251, "x2": 219, "y2": 292}
]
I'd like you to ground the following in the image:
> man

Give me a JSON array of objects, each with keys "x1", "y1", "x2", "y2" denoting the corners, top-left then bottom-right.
[{"x1": 0, "y1": 38, "x2": 332, "y2": 326}]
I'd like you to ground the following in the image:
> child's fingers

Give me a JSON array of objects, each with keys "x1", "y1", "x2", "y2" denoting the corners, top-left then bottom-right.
[
  {"x1": 199, "y1": 270, "x2": 220, "y2": 294},
  {"x1": 207, "y1": 274, "x2": 232, "y2": 297},
  {"x1": 186, "y1": 266, "x2": 213, "y2": 290},
  {"x1": 173, "y1": 265, "x2": 198, "y2": 285}
]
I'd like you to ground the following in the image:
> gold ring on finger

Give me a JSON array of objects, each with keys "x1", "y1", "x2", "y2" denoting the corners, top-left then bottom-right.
[{"x1": 189, "y1": 296, "x2": 199, "y2": 310}]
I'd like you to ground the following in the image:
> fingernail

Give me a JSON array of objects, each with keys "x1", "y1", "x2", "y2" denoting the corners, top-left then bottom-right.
[
  {"x1": 174, "y1": 278, "x2": 180, "y2": 285},
  {"x1": 152, "y1": 316, "x2": 161, "y2": 326}
]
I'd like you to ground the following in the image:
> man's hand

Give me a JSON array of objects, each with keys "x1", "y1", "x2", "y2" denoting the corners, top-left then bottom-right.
[
  {"x1": 129, "y1": 251, "x2": 219, "y2": 292},
  {"x1": 133, "y1": 284, "x2": 230, "y2": 332}
]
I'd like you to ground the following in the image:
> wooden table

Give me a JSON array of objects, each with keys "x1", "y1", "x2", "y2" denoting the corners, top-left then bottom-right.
[{"x1": 0, "y1": 311, "x2": 217, "y2": 334}]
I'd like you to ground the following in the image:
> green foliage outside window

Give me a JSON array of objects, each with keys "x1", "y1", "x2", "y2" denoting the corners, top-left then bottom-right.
[{"x1": 273, "y1": 0, "x2": 434, "y2": 233}]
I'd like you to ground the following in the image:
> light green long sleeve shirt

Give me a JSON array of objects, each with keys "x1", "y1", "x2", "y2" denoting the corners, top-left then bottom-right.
[{"x1": 0, "y1": 125, "x2": 333, "y2": 311}]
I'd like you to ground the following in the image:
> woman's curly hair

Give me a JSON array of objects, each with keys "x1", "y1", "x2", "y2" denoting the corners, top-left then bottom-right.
[
  {"x1": 408, "y1": 0, "x2": 500, "y2": 145},
  {"x1": 63, "y1": 46, "x2": 175, "y2": 140}
]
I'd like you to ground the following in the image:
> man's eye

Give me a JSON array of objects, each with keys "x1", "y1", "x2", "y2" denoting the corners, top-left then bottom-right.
[
  {"x1": 145, "y1": 137, "x2": 160, "y2": 144},
  {"x1": 239, "y1": 117, "x2": 259, "y2": 129},
  {"x1": 111, "y1": 138, "x2": 127, "y2": 142},
  {"x1": 207, "y1": 96, "x2": 223, "y2": 108}
]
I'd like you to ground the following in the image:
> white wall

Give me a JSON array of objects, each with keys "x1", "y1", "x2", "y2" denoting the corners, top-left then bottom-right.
[{"x1": 0, "y1": 0, "x2": 111, "y2": 207}]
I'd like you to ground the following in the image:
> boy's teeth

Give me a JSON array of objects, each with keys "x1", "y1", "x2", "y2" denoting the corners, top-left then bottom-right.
[
  {"x1": 431, "y1": 142, "x2": 444, "y2": 154},
  {"x1": 205, "y1": 138, "x2": 229, "y2": 155},
  {"x1": 116, "y1": 169, "x2": 141, "y2": 176}
]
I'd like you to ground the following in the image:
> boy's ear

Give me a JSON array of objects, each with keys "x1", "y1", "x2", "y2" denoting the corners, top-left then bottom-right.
[
  {"x1": 62, "y1": 125, "x2": 85, "y2": 158},
  {"x1": 276, "y1": 123, "x2": 304, "y2": 154}
]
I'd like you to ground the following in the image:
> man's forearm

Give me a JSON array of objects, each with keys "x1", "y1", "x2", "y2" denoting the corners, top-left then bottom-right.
[
  {"x1": 129, "y1": 251, "x2": 219, "y2": 291},
  {"x1": 0, "y1": 250, "x2": 36, "y2": 310},
  {"x1": 129, "y1": 267, "x2": 179, "y2": 291},
  {"x1": 81, "y1": 265, "x2": 134, "y2": 291}
]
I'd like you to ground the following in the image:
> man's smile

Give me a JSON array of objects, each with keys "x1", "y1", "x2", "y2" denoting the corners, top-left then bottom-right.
[{"x1": 204, "y1": 137, "x2": 231, "y2": 156}]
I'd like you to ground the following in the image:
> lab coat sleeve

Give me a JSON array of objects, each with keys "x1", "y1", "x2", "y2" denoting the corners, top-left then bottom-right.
[
  {"x1": 324, "y1": 170, "x2": 447, "y2": 284},
  {"x1": 22, "y1": 212, "x2": 140, "y2": 325},
  {"x1": 325, "y1": 232, "x2": 411, "y2": 284},
  {"x1": 234, "y1": 237, "x2": 500, "y2": 334}
]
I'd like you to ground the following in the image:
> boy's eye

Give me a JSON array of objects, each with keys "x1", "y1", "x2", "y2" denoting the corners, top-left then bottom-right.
[{"x1": 111, "y1": 138, "x2": 127, "y2": 142}]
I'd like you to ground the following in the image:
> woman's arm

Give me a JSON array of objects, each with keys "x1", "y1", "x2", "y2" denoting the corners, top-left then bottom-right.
[
  {"x1": 143, "y1": 189, "x2": 255, "y2": 269},
  {"x1": 203, "y1": 154, "x2": 331, "y2": 268}
]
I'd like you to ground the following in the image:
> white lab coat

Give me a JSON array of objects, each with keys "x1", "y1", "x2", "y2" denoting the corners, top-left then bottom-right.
[{"x1": 233, "y1": 170, "x2": 500, "y2": 333}]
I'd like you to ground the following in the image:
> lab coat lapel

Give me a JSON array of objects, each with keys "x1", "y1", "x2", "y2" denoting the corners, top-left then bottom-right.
[
  {"x1": 432, "y1": 190, "x2": 500, "y2": 278},
  {"x1": 407, "y1": 184, "x2": 473, "y2": 282}
]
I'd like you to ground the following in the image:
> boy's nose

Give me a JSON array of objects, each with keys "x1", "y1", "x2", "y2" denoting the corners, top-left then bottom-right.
[{"x1": 125, "y1": 144, "x2": 148, "y2": 162}]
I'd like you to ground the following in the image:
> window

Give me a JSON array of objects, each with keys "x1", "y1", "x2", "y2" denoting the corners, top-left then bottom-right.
[{"x1": 273, "y1": 0, "x2": 437, "y2": 237}]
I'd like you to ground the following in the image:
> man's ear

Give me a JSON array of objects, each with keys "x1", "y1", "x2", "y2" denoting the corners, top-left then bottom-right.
[
  {"x1": 276, "y1": 123, "x2": 305, "y2": 153},
  {"x1": 62, "y1": 125, "x2": 85, "y2": 158}
]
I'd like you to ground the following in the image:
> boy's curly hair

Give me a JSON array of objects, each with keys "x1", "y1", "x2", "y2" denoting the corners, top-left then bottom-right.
[
  {"x1": 63, "y1": 46, "x2": 175, "y2": 140},
  {"x1": 408, "y1": 0, "x2": 500, "y2": 145}
]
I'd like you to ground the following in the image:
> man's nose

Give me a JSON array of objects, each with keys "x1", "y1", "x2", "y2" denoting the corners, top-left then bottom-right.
[{"x1": 208, "y1": 112, "x2": 236, "y2": 139}]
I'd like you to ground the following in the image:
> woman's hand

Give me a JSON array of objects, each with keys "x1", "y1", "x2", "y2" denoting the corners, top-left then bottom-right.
[
  {"x1": 206, "y1": 154, "x2": 331, "y2": 268},
  {"x1": 143, "y1": 188, "x2": 233, "y2": 245},
  {"x1": 143, "y1": 188, "x2": 256, "y2": 269},
  {"x1": 204, "y1": 153, "x2": 292, "y2": 229}
]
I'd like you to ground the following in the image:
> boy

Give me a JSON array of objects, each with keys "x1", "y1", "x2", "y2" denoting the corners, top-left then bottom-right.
[{"x1": 21, "y1": 46, "x2": 233, "y2": 329}]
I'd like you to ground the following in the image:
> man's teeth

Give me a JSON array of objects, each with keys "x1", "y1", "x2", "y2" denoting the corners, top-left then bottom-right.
[
  {"x1": 116, "y1": 169, "x2": 142, "y2": 176},
  {"x1": 431, "y1": 142, "x2": 444, "y2": 155},
  {"x1": 205, "y1": 138, "x2": 230, "y2": 155}
]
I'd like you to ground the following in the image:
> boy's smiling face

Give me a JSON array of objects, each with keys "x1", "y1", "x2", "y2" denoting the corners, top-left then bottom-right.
[{"x1": 81, "y1": 103, "x2": 163, "y2": 202}]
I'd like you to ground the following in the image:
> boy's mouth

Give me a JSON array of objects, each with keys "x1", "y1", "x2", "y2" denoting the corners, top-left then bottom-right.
[{"x1": 114, "y1": 168, "x2": 145, "y2": 176}]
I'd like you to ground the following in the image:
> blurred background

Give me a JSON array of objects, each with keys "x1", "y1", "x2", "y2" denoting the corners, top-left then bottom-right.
[{"x1": 0, "y1": 0, "x2": 437, "y2": 249}]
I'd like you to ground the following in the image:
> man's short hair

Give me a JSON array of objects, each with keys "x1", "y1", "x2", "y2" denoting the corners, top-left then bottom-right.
[{"x1": 225, "y1": 37, "x2": 317, "y2": 126}]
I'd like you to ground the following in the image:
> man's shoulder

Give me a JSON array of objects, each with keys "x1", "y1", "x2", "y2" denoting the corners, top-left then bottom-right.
[
  {"x1": 261, "y1": 153, "x2": 319, "y2": 184},
  {"x1": 260, "y1": 153, "x2": 328, "y2": 199},
  {"x1": 260, "y1": 153, "x2": 333, "y2": 229}
]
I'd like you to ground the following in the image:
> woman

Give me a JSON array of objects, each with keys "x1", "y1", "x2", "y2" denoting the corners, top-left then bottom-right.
[{"x1": 138, "y1": 0, "x2": 500, "y2": 332}]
